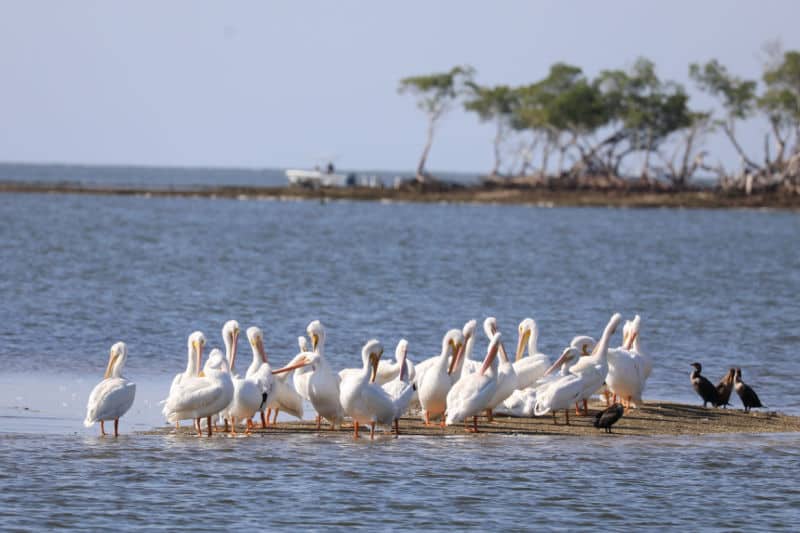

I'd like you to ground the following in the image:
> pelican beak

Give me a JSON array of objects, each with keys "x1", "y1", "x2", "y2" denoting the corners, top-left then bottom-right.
[
  {"x1": 515, "y1": 329, "x2": 530, "y2": 362},
  {"x1": 480, "y1": 340, "x2": 501, "y2": 376},
  {"x1": 543, "y1": 348, "x2": 571, "y2": 377},
  {"x1": 370, "y1": 352, "x2": 381, "y2": 383},
  {"x1": 311, "y1": 334, "x2": 319, "y2": 351},
  {"x1": 581, "y1": 344, "x2": 590, "y2": 356},
  {"x1": 103, "y1": 350, "x2": 117, "y2": 379},
  {"x1": 447, "y1": 342, "x2": 464, "y2": 375},
  {"x1": 258, "y1": 337, "x2": 267, "y2": 363},
  {"x1": 625, "y1": 332, "x2": 637, "y2": 350},
  {"x1": 273, "y1": 356, "x2": 310, "y2": 375},
  {"x1": 231, "y1": 328, "x2": 239, "y2": 365},
  {"x1": 196, "y1": 340, "x2": 205, "y2": 377}
]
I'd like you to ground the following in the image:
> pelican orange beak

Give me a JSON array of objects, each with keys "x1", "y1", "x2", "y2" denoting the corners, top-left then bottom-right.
[
  {"x1": 543, "y1": 348, "x2": 572, "y2": 377},
  {"x1": 231, "y1": 328, "x2": 239, "y2": 367},
  {"x1": 273, "y1": 356, "x2": 311, "y2": 375},
  {"x1": 369, "y1": 351, "x2": 382, "y2": 383},
  {"x1": 515, "y1": 328, "x2": 530, "y2": 362},
  {"x1": 103, "y1": 349, "x2": 117, "y2": 379},
  {"x1": 447, "y1": 342, "x2": 464, "y2": 375},
  {"x1": 480, "y1": 339, "x2": 501, "y2": 376},
  {"x1": 311, "y1": 334, "x2": 319, "y2": 351},
  {"x1": 257, "y1": 337, "x2": 268, "y2": 363},
  {"x1": 625, "y1": 332, "x2": 637, "y2": 350}
]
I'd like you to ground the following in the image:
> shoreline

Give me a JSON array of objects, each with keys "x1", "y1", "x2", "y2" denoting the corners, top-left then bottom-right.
[
  {"x1": 2, "y1": 181, "x2": 800, "y2": 209},
  {"x1": 138, "y1": 401, "x2": 800, "y2": 438}
]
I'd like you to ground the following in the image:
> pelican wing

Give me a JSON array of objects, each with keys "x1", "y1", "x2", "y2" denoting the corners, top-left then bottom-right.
[{"x1": 85, "y1": 378, "x2": 136, "y2": 426}]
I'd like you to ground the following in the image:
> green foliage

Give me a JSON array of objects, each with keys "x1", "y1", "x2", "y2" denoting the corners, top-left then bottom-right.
[
  {"x1": 463, "y1": 84, "x2": 516, "y2": 123},
  {"x1": 689, "y1": 60, "x2": 757, "y2": 119},
  {"x1": 759, "y1": 51, "x2": 800, "y2": 127},
  {"x1": 398, "y1": 65, "x2": 475, "y2": 115}
]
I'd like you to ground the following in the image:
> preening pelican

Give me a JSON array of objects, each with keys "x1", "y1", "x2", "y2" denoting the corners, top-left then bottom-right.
[
  {"x1": 534, "y1": 313, "x2": 621, "y2": 424},
  {"x1": 381, "y1": 339, "x2": 416, "y2": 435},
  {"x1": 248, "y1": 326, "x2": 305, "y2": 426},
  {"x1": 606, "y1": 315, "x2": 649, "y2": 409},
  {"x1": 340, "y1": 340, "x2": 416, "y2": 439},
  {"x1": 453, "y1": 320, "x2": 479, "y2": 378},
  {"x1": 167, "y1": 331, "x2": 205, "y2": 428},
  {"x1": 512, "y1": 318, "x2": 550, "y2": 390},
  {"x1": 305, "y1": 320, "x2": 344, "y2": 429},
  {"x1": 84, "y1": 342, "x2": 136, "y2": 437},
  {"x1": 162, "y1": 349, "x2": 235, "y2": 436},
  {"x1": 292, "y1": 335, "x2": 314, "y2": 402},
  {"x1": 445, "y1": 332, "x2": 502, "y2": 432},
  {"x1": 374, "y1": 339, "x2": 417, "y2": 385},
  {"x1": 417, "y1": 329, "x2": 463, "y2": 425},
  {"x1": 218, "y1": 320, "x2": 241, "y2": 430},
  {"x1": 482, "y1": 319, "x2": 517, "y2": 422},
  {"x1": 224, "y1": 324, "x2": 273, "y2": 433}
]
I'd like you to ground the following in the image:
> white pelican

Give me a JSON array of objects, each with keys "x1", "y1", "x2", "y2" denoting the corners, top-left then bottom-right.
[
  {"x1": 217, "y1": 320, "x2": 241, "y2": 431},
  {"x1": 224, "y1": 324, "x2": 273, "y2": 434},
  {"x1": 305, "y1": 320, "x2": 344, "y2": 429},
  {"x1": 481, "y1": 319, "x2": 517, "y2": 422},
  {"x1": 167, "y1": 331, "x2": 205, "y2": 428},
  {"x1": 381, "y1": 339, "x2": 416, "y2": 435},
  {"x1": 84, "y1": 342, "x2": 136, "y2": 437},
  {"x1": 606, "y1": 315, "x2": 649, "y2": 409},
  {"x1": 453, "y1": 320, "x2": 480, "y2": 378},
  {"x1": 340, "y1": 340, "x2": 416, "y2": 439},
  {"x1": 417, "y1": 329, "x2": 463, "y2": 425},
  {"x1": 627, "y1": 314, "x2": 651, "y2": 379},
  {"x1": 248, "y1": 327, "x2": 305, "y2": 426},
  {"x1": 374, "y1": 339, "x2": 417, "y2": 385},
  {"x1": 534, "y1": 313, "x2": 621, "y2": 424},
  {"x1": 162, "y1": 348, "x2": 235, "y2": 436},
  {"x1": 565, "y1": 334, "x2": 597, "y2": 412},
  {"x1": 512, "y1": 318, "x2": 550, "y2": 390},
  {"x1": 445, "y1": 332, "x2": 502, "y2": 432},
  {"x1": 292, "y1": 335, "x2": 314, "y2": 402}
]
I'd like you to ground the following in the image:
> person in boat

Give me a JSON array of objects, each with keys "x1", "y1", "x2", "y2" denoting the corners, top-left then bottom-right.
[{"x1": 326, "y1": 162, "x2": 335, "y2": 174}]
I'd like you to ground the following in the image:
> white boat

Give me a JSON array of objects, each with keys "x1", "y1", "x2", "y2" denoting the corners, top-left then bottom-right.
[{"x1": 285, "y1": 168, "x2": 351, "y2": 187}]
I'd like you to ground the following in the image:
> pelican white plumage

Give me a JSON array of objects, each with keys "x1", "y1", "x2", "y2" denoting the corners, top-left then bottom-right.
[
  {"x1": 512, "y1": 318, "x2": 550, "y2": 390},
  {"x1": 247, "y1": 327, "x2": 305, "y2": 426},
  {"x1": 223, "y1": 323, "x2": 273, "y2": 433},
  {"x1": 84, "y1": 342, "x2": 136, "y2": 436},
  {"x1": 453, "y1": 320, "x2": 479, "y2": 378},
  {"x1": 166, "y1": 331, "x2": 205, "y2": 428},
  {"x1": 481, "y1": 319, "x2": 517, "y2": 421},
  {"x1": 162, "y1": 348, "x2": 235, "y2": 436},
  {"x1": 292, "y1": 335, "x2": 313, "y2": 402},
  {"x1": 445, "y1": 332, "x2": 502, "y2": 432},
  {"x1": 381, "y1": 339, "x2": 416, "y2": 434},
  {"x1": 534, "y1": 313, "x2": 621, "y2": 424},
  {"x1": 340, "y1": 340, "x2": 416, "y2": 439},
  {"x1": 417, "y1": 329, "x2": 463, "y2": 425},
  {"x1": 373, "y1": 339, "x2": 416, "y2": 385},
  {"x1": 217, "y1": 320, "x2": 241, "y2": 430},
  {"x1": 606, "y1": 315, "x2": 649, "y2": 408},
  {"x1": 305, "y1": 320, "x2": 344, "y2": 429}
]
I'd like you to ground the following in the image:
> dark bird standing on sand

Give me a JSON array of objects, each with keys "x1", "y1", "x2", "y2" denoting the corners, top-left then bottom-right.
[
  {"x1": 734, "y1": 368, "x2": 763, "y2": 413},
  {"x1": 690, "y1": 363, "x2": 720, "y2": 407},
  {"x1": 716, "y1": 368, "x2": 736, "y2": 408},
  {"x1": 594, "y1": 403, "x2": 624, "y2": 433}
]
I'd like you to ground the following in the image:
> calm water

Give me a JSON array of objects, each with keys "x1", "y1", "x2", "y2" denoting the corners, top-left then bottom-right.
[{"x1": 1, "y1": 178, "x2": 799, "y2": 529}]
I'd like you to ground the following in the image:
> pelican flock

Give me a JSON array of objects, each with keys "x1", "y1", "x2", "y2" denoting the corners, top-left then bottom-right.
[{"x1": 88, "y1": 311, "x2": 784, "y2": 439}]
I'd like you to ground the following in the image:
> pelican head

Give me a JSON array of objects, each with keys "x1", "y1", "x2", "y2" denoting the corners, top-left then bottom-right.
[
  {"x1": 205, "y1": 348, "x2": 228, "y2": 373},
  {"x1": 543, "y1": 346, "x2": 579, "y2": 377},
  {"x1": 443, "y1": 329, "x2": 465, "y2": 375},
  {"x1": 395, "y1": 339, "x2": 409, "y2": 362},
  {"x1": 362, "y1": 339, "x2": 384, "y2": 382},
  {"x1": 247, "y1": 326, "x2": 267, "y2": 363},
  {"x1": 515, "y1": 318, "x2": 536, "y2": 361},
  {"x1": 625, "y1": 315, "x2": 641, "y2": 349},
  {"x1": 188, "y1": 331, "x2": 206, "y2": 375},
  {"x1": 462, "y1": 319, "x2": 477, "y2": 341},
  {"x1": 569, "y1": 335, "x2": 596, "y2": 356},
  {"x1": 223, "y1": 319, "x2": 241, "y2": 369},
  {"x1": 298, "y1": 336, "x2": 309, "y2": 353},
  {"x1": 483, "y1": 317, "x2": 498, "y2": 339},
  {"x1": 607, "y1": 313, "x2": 622, "y2": 336},
  {"x1": 104, "y1": 341, "x2": 127, "y2": 379},
  {"x1": 307, "y1": 320, "x2": 325, "y2": 352}
]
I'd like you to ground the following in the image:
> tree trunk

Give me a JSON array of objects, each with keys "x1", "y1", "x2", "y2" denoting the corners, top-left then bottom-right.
[
  {"x1": 722, "y1": 120, "x2": 760, "y2": 171},
  {"x1": 490, "y1": 120, "x2": 505, "y2": 177},
  {"x1": 416, "y1": 118, "x2": 436, "y2": 182},
  {"x1": 640, "y1": 129, "x2": 653, "y2": 181}
]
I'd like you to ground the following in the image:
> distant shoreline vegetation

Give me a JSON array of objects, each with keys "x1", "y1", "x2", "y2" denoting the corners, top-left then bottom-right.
[{"x1": 398, "y1": 44, "x2": 800, "y2": 197}]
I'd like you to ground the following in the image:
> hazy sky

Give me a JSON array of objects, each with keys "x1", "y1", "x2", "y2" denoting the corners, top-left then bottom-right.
[{"x1": 1, "y1": 1, "x2": 799, "y2": 173}]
